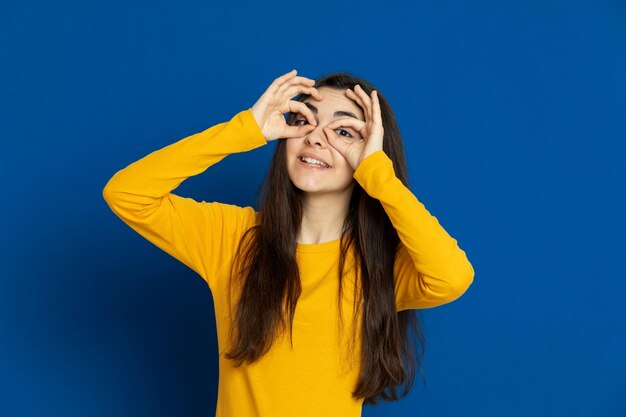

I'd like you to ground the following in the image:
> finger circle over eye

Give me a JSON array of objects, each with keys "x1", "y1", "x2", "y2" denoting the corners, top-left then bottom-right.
[{"x1": 288, "y1": 100, "x2": 317, "y2": 125}]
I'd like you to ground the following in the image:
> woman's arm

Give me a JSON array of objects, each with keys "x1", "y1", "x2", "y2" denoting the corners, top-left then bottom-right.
[
  {"x1": 352, "y1": 150, "x2": 475, "y2": 310},
  {"x1": 102, "y1": 109, "x2": 267, "y2": 290}
]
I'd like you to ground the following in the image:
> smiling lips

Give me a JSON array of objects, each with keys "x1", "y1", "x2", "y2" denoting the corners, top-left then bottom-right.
[
  {"x1": 298, "y1": 152, "x2": 332, "y2": 168},
  {"x1": 299, "y1": 157, "x2": 331, "y2": 170}
]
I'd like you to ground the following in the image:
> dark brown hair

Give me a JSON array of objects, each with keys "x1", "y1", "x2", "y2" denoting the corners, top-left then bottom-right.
[{"x1": 224, "y1": 71, "x2": 426, "y2": 404}]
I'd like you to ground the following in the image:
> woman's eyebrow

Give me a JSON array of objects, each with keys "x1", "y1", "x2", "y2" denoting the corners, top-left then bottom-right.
[{"x1": 304, "y1": 102, "x2": 358, "y2": 119}]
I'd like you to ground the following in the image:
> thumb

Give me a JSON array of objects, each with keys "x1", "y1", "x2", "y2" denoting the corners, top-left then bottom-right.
[
  {"x1": 283, "y1": 124, "x2": 315, "y2": 138},
  {"x1": 324, "y1": 127, "x2": 349, "y2": 157}
]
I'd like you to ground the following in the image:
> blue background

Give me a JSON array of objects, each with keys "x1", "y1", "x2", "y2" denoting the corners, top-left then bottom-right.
[{"x1": 1, "y1": 0, "x2": 625, "y2": 416}]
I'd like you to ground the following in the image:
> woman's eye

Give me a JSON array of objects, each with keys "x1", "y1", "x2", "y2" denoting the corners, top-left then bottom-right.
[
  {"x1": 336, "y1": 128, "x2": 353, "y2": 138},
  {"x1": 295, "y1": 119, "x2": 355, "y2": 138}
]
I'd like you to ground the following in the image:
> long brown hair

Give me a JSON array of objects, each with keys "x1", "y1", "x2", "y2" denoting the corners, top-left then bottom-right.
[{"x1": 224, "y1": 71, "x2": 426, "y2": 404}]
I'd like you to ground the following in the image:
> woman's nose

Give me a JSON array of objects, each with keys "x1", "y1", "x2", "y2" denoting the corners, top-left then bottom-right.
[{"x1": 305, "y1": 124, "x2": 329, "y2": 147}]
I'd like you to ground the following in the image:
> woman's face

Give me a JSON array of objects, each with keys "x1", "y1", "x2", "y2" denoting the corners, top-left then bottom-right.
[{"x1": 285, "y1": 86, "x2": 365, "y2": 196}]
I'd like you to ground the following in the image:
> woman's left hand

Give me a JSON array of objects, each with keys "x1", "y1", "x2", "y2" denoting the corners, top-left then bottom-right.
[{"x1": 323, "y1": 84, "x2": 384, "y2": 171}]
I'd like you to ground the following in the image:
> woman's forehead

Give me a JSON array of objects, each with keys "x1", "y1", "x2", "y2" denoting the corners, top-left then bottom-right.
[{"x1": 303, "y1": 87, "x2": 364, "y2": 119}]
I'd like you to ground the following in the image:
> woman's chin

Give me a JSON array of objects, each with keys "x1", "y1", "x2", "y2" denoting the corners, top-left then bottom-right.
[
  {"x1": 289, "y1": 172, "x2": 356, "y2": 195},
  {"x1": 293, "y1": 183, "x2": 326, "y2": 194}
]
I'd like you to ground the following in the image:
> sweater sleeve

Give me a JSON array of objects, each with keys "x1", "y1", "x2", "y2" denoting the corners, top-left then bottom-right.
[
  {"x1": 102, "y1": 108, "x2": 267, "y2": 291},
  {"x1": 352, "y1": 150, "x2": 474, "y2": 310}
]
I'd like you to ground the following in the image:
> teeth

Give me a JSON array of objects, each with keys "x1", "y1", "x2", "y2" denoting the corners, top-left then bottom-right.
[{"x1": 300, "y1": 156, "x2": 330, "y2": 167}]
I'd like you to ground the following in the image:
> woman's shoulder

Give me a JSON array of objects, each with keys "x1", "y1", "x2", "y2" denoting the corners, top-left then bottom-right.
[
  {"x1": 200, "y1": 201, "x2": 256, "y2": 219},
  {"x1": 200, "y1": 201, "x2": 259, "y2": 233}
]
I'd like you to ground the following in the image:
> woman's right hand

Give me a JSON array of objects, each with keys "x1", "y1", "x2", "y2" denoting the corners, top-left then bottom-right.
[{"x1": 250, "y1": 69, "x2": 324, "y2": 142}]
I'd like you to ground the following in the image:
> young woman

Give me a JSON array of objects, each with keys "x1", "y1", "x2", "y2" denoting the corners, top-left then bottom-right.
[{"x1": 103, "y1": 69, "x2": 474, "y2": 416}]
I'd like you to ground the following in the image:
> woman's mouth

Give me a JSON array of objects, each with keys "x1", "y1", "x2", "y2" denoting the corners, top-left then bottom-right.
[{"x1": 298, "y1": 156, "x2": 332, "y2": 170}]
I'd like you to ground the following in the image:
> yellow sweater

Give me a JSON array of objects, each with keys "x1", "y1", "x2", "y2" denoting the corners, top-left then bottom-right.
[{"x1": 102, "y1": 108, "x2": 474, "y2": 417}]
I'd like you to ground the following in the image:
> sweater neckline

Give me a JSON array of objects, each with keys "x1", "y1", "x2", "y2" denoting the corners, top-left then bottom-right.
[{"x1": 296, "y1": 238, "x2": 341, "y2": 253}]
